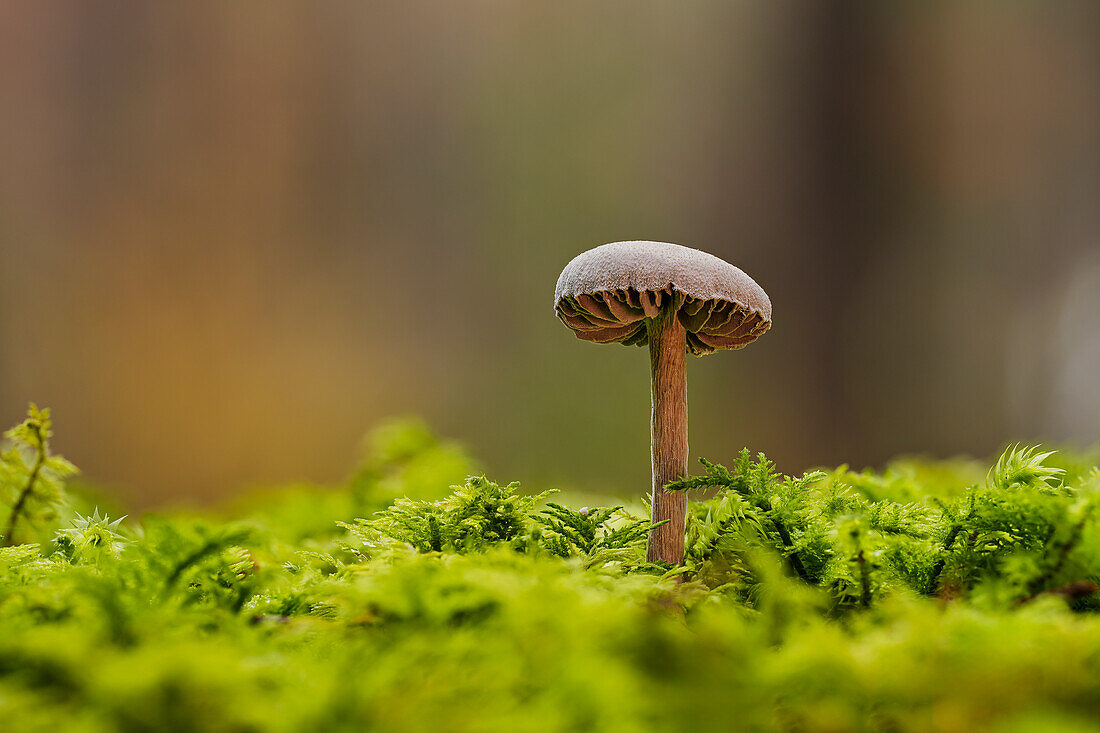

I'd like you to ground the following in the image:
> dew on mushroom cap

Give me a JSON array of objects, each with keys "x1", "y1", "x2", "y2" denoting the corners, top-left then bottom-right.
[
  {"x1": 553, "y1": 241, "x2": 772, "y2": 566},
  {"x1": 554, "y1": 241, "x2": 772, "y2": 355}
]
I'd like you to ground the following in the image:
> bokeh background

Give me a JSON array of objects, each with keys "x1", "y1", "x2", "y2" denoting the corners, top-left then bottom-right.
[{"x1": 2, "y1": 2, "x2": 1099, "y2": 508}]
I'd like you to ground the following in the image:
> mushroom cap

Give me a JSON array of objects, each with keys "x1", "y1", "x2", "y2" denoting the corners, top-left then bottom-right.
[{"x1": 554, "y1": 241, "x2": 771, "y2": 355}]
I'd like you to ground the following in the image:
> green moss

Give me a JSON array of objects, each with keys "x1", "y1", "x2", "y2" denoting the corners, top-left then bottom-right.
[{"x1": 3, "y1": 405, "x2": 1100, "y2": 731}]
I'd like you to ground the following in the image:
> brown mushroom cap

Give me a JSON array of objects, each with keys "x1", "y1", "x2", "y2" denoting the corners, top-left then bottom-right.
[{"x1": 554, "y1": 241, "x2": 772, "y2": 355}]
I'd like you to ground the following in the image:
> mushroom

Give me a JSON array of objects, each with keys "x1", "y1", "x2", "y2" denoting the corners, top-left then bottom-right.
[{"x1": 554, "y1": 241, "x2": 772, "y2": 565}]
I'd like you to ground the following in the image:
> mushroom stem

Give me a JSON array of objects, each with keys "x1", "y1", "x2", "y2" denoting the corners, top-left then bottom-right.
[{"x1": 646, "y1": 300, "x2": 688, "y2": 565}]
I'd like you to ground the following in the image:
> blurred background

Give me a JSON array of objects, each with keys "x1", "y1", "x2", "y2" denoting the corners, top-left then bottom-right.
[{"x1": 1, "y1": 2, "x2": 1098, "y2": 508}]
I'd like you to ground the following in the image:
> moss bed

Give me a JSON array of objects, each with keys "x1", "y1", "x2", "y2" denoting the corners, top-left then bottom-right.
[{"x1": 3, "y1": 407, "x2": 1100, "y2": 732}]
